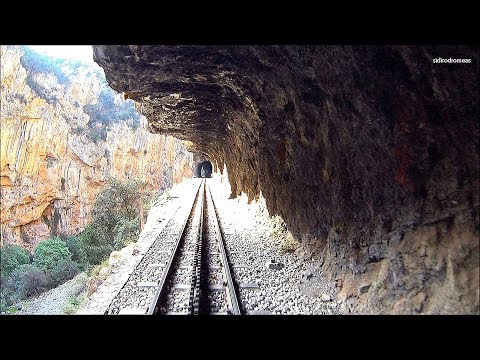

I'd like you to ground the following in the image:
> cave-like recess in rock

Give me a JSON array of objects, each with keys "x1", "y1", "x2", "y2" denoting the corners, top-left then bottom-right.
[{"x1": 93, "y1": 45, "x2": 479, "y2": 245}]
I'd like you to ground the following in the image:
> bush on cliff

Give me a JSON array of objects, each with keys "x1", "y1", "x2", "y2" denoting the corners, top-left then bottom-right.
[
  {"x1": 16, "y1": 264, "x2": 50, "y2": 298},
  {"x1": 33, "y1": 237, "x2": 72, "y2": 273},
  {"x1": 0, "y1": 239, "x2": 82, "y2": 310},
  {"x1": 91, "y1": 178, "x2": 143, "y2": 224},
  {"x1": 0, "y1": 244, "x2": 31, "y2": 278},
  {"x1": 61, "y1": 235, "x2": 83, "y2": 265},
  {"x1": 113, "y1": 217, "x2": 140, "y2": 251},
  {"x1": 78, "y1": 223, "x2": 113, "y2": 266},
  {"x1": 50, "y1": 258, "x2": 80, "y2": 287},
  {"x1": 1, "y1": 273, "x2": 22, "y2": 308},
  {"x1": 4, "y1": 264, "x2": 50, "y2": 301},
  {"x1": 78, "y1": 178, "x2": 144, "y2": 265}
]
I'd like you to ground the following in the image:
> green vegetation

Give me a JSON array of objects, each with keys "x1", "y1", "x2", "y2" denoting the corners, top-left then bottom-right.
[
  {"x1": 0, "y1": 178, "x2": 149, "y2": 312},
  {"x1": 50, "y1": 258, "x2": 80, "y2": 287},
  {"x1": 18, "y1": 46, "x2": 142, "y2": 143},
  {"x1": 14, "y1": 264, "x2": 50, "y2": 298},
  {"x1": 113, "y1": 218, "x2": 140, "y2": 251},
  {"x1": 4, "y1": 306, "x2": 18, "y2": 314},
  {"x1": 372, "y1": 279, "x2": 385, "y2": 291},
  {"x1": 81, "y1": 85, "x2": 142, "y2": 143},
  {"x1": 33, "y1": 237, "x2": 71, "y2": 272},
  {"x1": 0, "y1": 239, "x2": 83, "y2": 312},
  {"x1": 71, "y1": 126, "x2": 85, "y2": 135},
  {"x1": 63, "y1": 292, "x2": 87, "y2": 315},
  {"x1": 62, "y1": 236, "x2": 83, "y2": 264},
  {"x1": 83, "y1": 87, "x2": 141, "y2": 129},
  {"x1": 63, "y1": 296, "x2": 81, "y2": 315},
  {"x1": 79, "y1": 178, "x2": 144, "y2": 265},
  {"x1": 78, "y1": 223, "x2": 112, "y2": 266},
  {"x1": 0, "y1": 244, "x2": 30, "y2": 278},
  {"x1": 42, "y1": 215, "x2": 50, "y2": 227}
]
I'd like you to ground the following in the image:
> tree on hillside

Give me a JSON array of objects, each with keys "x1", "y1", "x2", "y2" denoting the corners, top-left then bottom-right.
[
  {"x1": 0, "y1": 244, "x2": 31, "y2": 278},
  {"x1": 33, "y1": 238, "x2": 72, "y2": 272},
  {"x1": 79, "y1": 178, "x2": 145, "y2": 265}
]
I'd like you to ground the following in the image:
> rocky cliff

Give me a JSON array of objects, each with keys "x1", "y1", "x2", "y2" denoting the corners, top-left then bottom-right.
[
  {"x1": 0, "y1": 46, "x2": 193, "y2": 249},
  {"x1": 93, "y1": 45, "x2": 479, "y2": 313}
]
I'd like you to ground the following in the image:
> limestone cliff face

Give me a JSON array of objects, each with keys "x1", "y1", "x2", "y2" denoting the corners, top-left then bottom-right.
[
  {"x1": 0, "y1": 46, "x2": 193, "y2": 249},
  {"x1": 93, "y1": 45, "x2": 479, "y2": 313}
]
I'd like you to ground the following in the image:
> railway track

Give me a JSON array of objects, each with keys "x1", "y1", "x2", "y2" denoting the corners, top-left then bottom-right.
[{"x1": 107, "y1": 178, "x2": 244, "y2": 315}]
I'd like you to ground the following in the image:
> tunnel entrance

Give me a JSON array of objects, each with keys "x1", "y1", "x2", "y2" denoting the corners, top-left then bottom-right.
[{"x1": 195, "y1": 160, "x2": 213, "y2": 178}]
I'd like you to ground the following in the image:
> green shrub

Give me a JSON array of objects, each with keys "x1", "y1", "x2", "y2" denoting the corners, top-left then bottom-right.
[
  {"x1": 0, "y1": 296, "x2": 7, "y2": 313},
  {"x1": 113, "y1": 218, "x2": 140, "y2": 250},
  {"x1": 0, "y1": 273, "x2": 20, "y2": 309},
  {"x1": 33, "y1": 237, "x2": 72, "y2": 273},
  {"x1": 91, "y1": 178, "x2": 143, "y2": 225},
  {"x1": 83, "y1": 87, "x2": 141, "y2": 130},
  {"x1": 0, "y1": 294, "x2": 17, "y2": 314},
  {"x1": 77, "y1": 178, "x2": 143, "y2": 265},
  {"x1": 15, "y1": 264, "x2": 49, "y2": 299},
  {"x1": 1, "y1": 241, "x2": 79, "y2": 307},
  {"x1": 0, "y1": 244, "x2": 31, "y2": 278},
  {"x1": 50, "y1": 258, "x2": 80, "y2": 287},
  {"x1": 63, "y1": 293, "x2": 86, "y2": 315},
  {"x1": 62, "y1": 236, "x2": 82, "y2": 265},
  {"x1": 78, "y1": 223, "x2": 113, "y2": 266}
]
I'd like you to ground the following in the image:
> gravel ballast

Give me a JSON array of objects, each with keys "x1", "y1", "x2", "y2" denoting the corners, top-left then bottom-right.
[
  {"x1": 80, "y1": 175, "x2": 338, "y2": 315},
  {"x1": 209, "y1": 174, "x2": 339, "y2": 315}
]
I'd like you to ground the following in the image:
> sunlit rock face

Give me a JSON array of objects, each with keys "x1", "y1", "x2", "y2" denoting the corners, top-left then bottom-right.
[
  {"x1": 0, "y1": 46, "x2": 193, "y2": 249},
  {"x1": 94, "y1": 45, "x2": 478, "y2": 313}
]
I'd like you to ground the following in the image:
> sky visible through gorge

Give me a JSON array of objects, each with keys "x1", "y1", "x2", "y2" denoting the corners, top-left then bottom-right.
[{"x1": 27, "y1": 45, "x2": 100, "y2": 68}]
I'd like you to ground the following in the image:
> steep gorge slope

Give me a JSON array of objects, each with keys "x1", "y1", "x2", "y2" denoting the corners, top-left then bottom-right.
[
  {"x1": 93, "y1": 45, "x2": 479, "y2": 313},
  {"x1": 0, "y1": 46, "x2": 193, "y2": 249}
]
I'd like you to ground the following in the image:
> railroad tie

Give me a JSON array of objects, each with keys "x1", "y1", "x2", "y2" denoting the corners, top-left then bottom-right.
[
  {"x1": 165, "y1": 311, "x2": 187, "y2": 315},
  {"x1": 137, "y1": 281, "x2": 158, "y2": 288},
  {"x1": 239, "y1": 283, "x2": 260, "y2": 290},
  {"x1": 147, "y1": 263, "x2": 165, "y2": 269},
  {"x1": 208, "y1": 284, "x2": 226, "y2": 291},
  {"x1": 234, "y1": 264, "x2": 249, "y2": 269},
  {"x1": 172, "y1": 284, "x2": 191, "y2": 291},
  {"x1": 118, "y1": 308, "x2": 147, "y2": 315},
  {"x1": 247, "y1": 310, "x2": 271, "y2": 315},
  {"x1": 178, "y1": 265, "x2": 194, "y2": 270}
]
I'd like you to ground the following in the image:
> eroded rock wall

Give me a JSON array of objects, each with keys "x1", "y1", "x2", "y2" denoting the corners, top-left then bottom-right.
[
  {"x1": 0, "y1": 46, "x2": 193, "y2": 249},
  {"x1": 93, "y1": 45, "x2": 479, "y2": 313}
]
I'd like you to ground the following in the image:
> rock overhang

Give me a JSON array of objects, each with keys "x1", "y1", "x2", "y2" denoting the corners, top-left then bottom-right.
[{"x1": 93, "y1": 45, "x2": 479, "y2": 242}]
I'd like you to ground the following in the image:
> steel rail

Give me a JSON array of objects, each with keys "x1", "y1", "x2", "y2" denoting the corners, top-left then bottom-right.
[
  {"x1": 147, "y1": 179, "x2": 204, "y2": 315},
  {"x1": 207, "y1": 181, "x2": 242, "y2": 315},
  {"x1": 188, "y1": 180, "x2": 205, "y2": 314}
]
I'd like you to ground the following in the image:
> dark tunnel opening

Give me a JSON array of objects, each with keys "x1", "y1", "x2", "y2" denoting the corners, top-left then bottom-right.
[{"x1": 195, "y1": 160, "x2": 213, "y2": 178}]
